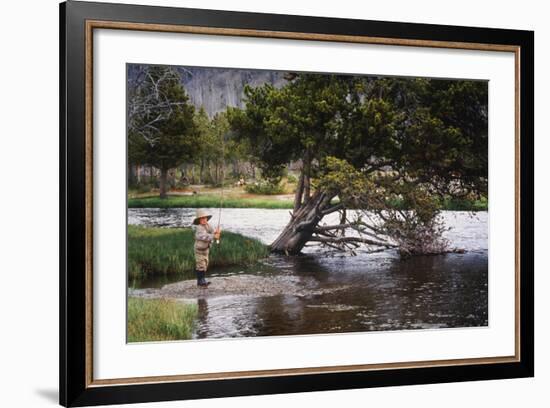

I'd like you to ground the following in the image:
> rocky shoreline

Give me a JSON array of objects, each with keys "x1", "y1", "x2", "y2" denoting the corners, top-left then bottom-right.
[{"x1": 129, "y1": 274, "x2": 351, "y2": 300}]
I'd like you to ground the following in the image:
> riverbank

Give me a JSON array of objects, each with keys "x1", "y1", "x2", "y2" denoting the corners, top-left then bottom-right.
[
  {"x1": 129, "y1": 194, "x2": 294, "y2": 209},
  {"x1": 127, "y1": 297, "x2": 197, "y2": 342},
  {"x1": 128, "y1": 225, "x2": 269, "y2": 280},
  {"x1": 128, "y1": 189, "x2": 488, "y2": 211}
]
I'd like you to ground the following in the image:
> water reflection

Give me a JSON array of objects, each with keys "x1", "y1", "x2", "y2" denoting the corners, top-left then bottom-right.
[
  {"x1": 129, "y1": 208, "x2": 488, "y2": 338},
  {"x1": 193, "y1": 298, "x2": 207, "y2": 338},
  {"x1": 181, "y1": 251, "x2": 488, "y2": 338}
]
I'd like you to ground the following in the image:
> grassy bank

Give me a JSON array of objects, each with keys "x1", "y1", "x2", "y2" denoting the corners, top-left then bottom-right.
[
  {"x1": 128, "y1": 225, "x2": 269, "y2": 279},
  {"x1": 387, "y1": 196, "x2": 488, "y2": 212},
  {"x1": 128, "y1": 194, "x2": 294, "y2": 209},
  {"x1": 129, "y1": 193, "x2": 488, "y2": 211},
  {"x1": 440, "y1": 196, "x2": 488, "y2": 211},
  {"x1": 127, "y1": 297, "x2": 197, "y2": 342}
]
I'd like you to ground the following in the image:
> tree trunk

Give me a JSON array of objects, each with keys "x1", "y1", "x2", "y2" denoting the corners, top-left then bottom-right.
[
  {"x1": 128, "y1": 164, "x2": 135, "y2": 186},
  {"x1": 159, "y1": 168, "x2": 168, "y2": 199},
  {"x1": 303, "y1": 150, "x2": 311, "y2": 204},
  {"x1": 270, "y1": 191, "x2": 335, "y2": 255},
  {"x1": 293, "y1": 170, "x2": 305, "y2": 213},
  {"x1": 209, "y1": 164, "x2": 215, "y2": 185},
  {"x1": 303, "y1": 174, "x2": 310, "y2": 204}
]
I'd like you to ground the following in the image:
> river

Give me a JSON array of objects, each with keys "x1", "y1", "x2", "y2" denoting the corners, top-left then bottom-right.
[{"x1": 128, "y1": 208, "x2": 488, "y2": 339}]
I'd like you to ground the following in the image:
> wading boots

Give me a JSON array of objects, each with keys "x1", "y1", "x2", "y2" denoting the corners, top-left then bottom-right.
[{"x1": 196, "y1": 269, "x2": 211, "y2": 288}]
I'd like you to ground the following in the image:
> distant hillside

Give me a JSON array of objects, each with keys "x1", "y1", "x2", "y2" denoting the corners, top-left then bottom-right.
[
  {"x1": 180, "y1": 67, "x2": 288, "y2": 116},
  {"x1": 128, "y1": 64, "x2": 288, "y2": 116}
]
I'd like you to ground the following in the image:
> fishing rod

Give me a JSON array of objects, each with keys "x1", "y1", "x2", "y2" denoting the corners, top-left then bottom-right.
[{"x1": 216, "y1": 130, "x2": 225, "y2": 244}]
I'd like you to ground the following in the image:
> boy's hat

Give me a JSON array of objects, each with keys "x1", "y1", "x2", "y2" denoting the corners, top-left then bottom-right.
[{"x1": 193, "y1": 209, "x2": 212, "y2": 225}]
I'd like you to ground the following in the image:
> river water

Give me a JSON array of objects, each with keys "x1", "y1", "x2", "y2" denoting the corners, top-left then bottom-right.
[{"x1": 129, "y1": 208, "x2": 488, "y2": 339}]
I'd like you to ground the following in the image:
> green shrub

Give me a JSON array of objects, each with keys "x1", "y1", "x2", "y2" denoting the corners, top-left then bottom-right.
[
  {"x1": 286, "y1": 174, "x2": 298, "y2": 184},
  {"x1": 136, "y1": 183, "x2": 153, "y2": 194},
  {"x1": 245, "y1": 180, "x2": 285, "y2": 195}
]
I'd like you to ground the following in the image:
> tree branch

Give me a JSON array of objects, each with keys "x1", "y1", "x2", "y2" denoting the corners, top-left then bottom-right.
[
  {"x1": 315, "y1": 224, "x2": 353, "y2": 231},
  {"x1": 321, "y1": 203, "x2": 344, "y2": 216},
  {"x1": 294, "y1": 219, "x2": 316, "y2": 232},
  {"x1": 310, "y1": 236, "x2": 396, "y2": 247},
  {"x1": 315, "y1": 222, "x2": 388, "y2": 243}
]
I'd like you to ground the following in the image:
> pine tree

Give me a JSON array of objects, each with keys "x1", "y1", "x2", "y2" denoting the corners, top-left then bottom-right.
[{"x1": 128, "y1": 66, "x2": 199, "y2": 198}]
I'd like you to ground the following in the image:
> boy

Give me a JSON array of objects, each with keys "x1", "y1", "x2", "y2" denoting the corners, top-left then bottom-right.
[{"x1": 192, "y1": 209, "x2": 221, "y2": 287}]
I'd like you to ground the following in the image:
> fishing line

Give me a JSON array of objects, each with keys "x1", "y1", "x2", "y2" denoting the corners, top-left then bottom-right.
[{"x1": 216, "y1": 129, "x2": 225, "y2": 244}]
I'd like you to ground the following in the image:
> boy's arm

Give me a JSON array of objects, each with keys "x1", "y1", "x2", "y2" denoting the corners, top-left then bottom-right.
[{"x1": 194, "y1": 225, "x2": 215, "y2": 242}]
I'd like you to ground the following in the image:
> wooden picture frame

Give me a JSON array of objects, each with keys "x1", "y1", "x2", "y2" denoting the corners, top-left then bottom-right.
[{"x1": 60, "y1": 1, "x2": 534, "y2": 406}]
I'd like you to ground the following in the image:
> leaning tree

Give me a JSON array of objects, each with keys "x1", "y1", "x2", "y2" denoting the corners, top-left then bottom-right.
[
  {"x1": 128, "y1": 65, "x2": 199, "y2": 198},
  {"x1": 228, "y1": 74, "x2": 487, "y2": 256}
]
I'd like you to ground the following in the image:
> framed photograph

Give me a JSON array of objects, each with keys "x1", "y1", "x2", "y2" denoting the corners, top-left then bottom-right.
[{"x1": 60, "y1": 1, "x2": 534, "y2": 406}]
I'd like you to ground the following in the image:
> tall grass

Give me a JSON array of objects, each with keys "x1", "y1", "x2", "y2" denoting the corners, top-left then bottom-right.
[
  {"x1": 128, "y1": 195, "x2": 294, "y2": 209},
  {"x1": 128, "y1": 225, "x2": 269, "y2": 279},
  {"x1": 127, "y1": 297, "x2": 197, "y2": 342}
]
